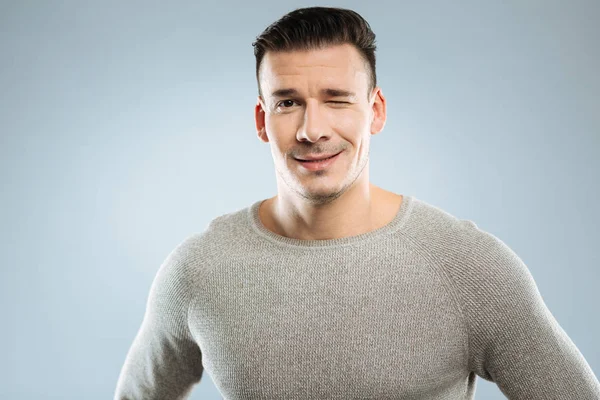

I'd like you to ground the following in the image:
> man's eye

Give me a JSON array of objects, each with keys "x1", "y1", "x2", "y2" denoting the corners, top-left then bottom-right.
[{"x1": 277, "y1": 100, "x2": 296, "y2": 108}]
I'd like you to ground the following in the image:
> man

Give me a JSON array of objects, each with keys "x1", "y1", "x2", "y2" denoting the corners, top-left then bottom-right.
[{"x1": 114, "y1": 6, "x2": 600, "y2": 399}]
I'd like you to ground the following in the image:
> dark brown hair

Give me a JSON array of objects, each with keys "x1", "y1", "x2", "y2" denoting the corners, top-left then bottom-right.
[{"x1": 252, "y1": 7, "x2": 377, "y2": 101}]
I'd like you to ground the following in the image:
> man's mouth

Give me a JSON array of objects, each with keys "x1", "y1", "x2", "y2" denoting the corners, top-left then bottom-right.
[{"x1": 295, "y1": 152, "x2": 341, "y2": 162}]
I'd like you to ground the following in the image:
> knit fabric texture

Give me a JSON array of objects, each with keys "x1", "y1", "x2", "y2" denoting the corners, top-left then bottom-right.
[{"x1": 114, "y1": 194, "x2": 600, "y2": 399}]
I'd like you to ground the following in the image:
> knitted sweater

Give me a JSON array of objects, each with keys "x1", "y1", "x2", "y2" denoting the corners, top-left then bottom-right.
[{"x1": 114, "y1": 194, "x2": 600, "y2": 399}]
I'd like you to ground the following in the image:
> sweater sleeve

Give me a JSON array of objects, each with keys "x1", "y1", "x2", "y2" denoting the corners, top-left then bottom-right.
[
  {"x1": 114, "y1": 235, "x2": 204, "y2": 400},
  {"x1": 458, "y1": 228, "x2": 600, "y2": 399}
]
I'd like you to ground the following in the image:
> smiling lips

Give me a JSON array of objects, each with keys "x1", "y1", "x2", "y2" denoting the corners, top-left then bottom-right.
[
  {"x1": 295, "y1": 151, "x2": 342, "y2": 171},
  {"x1": 295, "y1": 151, "x2": 341, "y2": 161}
]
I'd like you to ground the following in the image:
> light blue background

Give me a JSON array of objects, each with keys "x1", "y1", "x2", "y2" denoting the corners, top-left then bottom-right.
[{"x1": 1, "y1": 1, "x2": 598, "y2": 399}]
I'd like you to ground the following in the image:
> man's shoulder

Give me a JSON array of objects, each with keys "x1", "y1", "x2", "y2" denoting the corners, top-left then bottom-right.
[
  {"x1": 203, "y1": 201, "x2": 256, "y2": 238},
  {"x1": 405, "y1": 198, "x2": 532, "y2": 309},
  {"x1": 176, "y1": 201, "x2": 257, "y2": 256},
  {"x1": 404, "y1": 196, "x2": 481, "y2": 242},
  {"x1": 404, "y1": 197, "x2": 521, "y2": 279}
]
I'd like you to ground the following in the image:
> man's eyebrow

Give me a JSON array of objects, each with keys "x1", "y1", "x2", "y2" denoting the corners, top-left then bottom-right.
[{"x1": 270, "y1": 88, "x2": 357, "y2": 98}]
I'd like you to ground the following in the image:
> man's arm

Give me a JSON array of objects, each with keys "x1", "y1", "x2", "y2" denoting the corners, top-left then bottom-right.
[
  {"x1": 114, "y1": 235, "x2": 204, "y2": 400},
  {"x1": 455, "y1": 226, "x2": 600, "y2": 399}
]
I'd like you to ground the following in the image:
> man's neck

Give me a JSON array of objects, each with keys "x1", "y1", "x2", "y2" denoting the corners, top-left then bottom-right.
[{"x1": 259, "y1": 185, "x2": 403, "y2": 241}]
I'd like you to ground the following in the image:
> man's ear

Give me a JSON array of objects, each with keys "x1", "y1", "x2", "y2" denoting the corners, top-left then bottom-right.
[
  {"x1": 370, "y1": 87, "x2": 387, "y2": 135},
  {"x1": 255, "y1": 96, "x2": 268, "y2": 143}
]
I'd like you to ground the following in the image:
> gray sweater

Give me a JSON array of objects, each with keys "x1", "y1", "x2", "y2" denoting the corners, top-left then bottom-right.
[{"x1": 114, "y1": 194, "x2": 600, "y2": 399}]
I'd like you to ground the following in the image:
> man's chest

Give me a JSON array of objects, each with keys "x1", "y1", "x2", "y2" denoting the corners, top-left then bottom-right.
[{"x1": 189, "y1": 255, "x2": 471, "y2": 399}]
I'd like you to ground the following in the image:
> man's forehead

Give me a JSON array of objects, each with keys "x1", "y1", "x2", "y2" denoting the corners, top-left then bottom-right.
[
  {"x1": 264, "y1": 64, "x2": 359, "y2": 85},
  {"x1": 263, "y1": 45, "x2": 365, "y2": 76},
  {"x1": 262, "y1": 62, "x2": 366, "y2": 99},
  {"x1": 259, "y1": 45, "x2": 369, "y2": 101},
  {"x1": 264, "y1": 48, "x2": 360, "y2": 75}
]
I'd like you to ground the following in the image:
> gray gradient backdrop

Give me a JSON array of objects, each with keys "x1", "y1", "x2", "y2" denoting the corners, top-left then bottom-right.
[{"x1": 1, "y1": 1, "x2": 598, "y2": 399}]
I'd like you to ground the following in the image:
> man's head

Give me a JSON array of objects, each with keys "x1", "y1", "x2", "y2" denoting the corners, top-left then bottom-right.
[{"x1": 252, "y1": 7, "x2": 387, "y2": 206}]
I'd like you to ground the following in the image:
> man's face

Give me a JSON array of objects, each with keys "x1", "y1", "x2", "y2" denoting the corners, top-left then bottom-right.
[{"x1": 255, "y1": 43, "x2": 386, "y2": 205}]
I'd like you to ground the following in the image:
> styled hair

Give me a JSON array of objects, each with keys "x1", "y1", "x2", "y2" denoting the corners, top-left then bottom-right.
[{"x1": 252, "y1": 7, "x2": 377, "y2": 101}]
